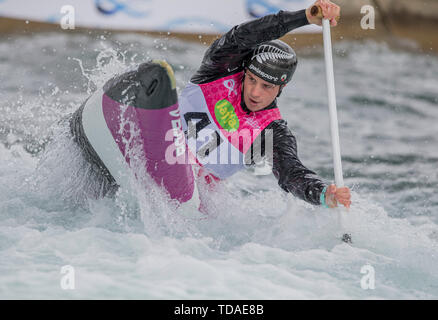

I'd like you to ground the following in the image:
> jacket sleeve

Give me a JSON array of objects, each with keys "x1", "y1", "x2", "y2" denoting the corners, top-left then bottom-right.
[
  {"x1": 190, "y1": 9, "x2": 309, "y2": 84},
  {"x1": 267, "y1": 119, "x2": 328, "y2": 205}
]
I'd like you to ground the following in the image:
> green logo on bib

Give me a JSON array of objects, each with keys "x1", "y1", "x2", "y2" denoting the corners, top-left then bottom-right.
[{"x1": 214, "y1": 99, "x2": 239, "y2": 132}]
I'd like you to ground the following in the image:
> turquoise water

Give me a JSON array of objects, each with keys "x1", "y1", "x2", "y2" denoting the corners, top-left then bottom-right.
[{"x1": 0, "y1": 32, "x2": 437, "y2": 299}]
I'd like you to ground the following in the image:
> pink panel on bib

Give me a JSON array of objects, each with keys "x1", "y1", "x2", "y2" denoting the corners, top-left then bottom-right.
[{"x1": 199, "y1": 72, "x2": 282, "y2": 154}]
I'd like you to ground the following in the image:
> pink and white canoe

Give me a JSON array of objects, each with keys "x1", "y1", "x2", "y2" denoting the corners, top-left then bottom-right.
[{"x1": 70, "y1": 60, "x2": 199, "y2": 207}]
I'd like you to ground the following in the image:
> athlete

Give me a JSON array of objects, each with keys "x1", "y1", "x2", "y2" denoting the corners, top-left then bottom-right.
[{"x1": 179, "y1": 0, "x2": 351, "y2": 209}]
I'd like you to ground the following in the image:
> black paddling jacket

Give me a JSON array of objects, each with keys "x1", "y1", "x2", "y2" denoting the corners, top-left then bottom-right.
[{"x1": 190, "y1": 9, "x2": 327, "y2": 205}]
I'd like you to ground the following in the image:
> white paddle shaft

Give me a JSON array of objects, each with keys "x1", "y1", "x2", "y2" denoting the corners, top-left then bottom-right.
[{"x1": 322, "y1": 18, "x2": 344, "y2": 188}]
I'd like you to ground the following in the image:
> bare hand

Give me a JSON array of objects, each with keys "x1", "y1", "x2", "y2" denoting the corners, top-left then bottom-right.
[
  {"x1": 305, "y1": 0, "x2": 341, "y2": 27},
  {"x1": 325, "y1": 184, "x2": 351, "y2": 209}
]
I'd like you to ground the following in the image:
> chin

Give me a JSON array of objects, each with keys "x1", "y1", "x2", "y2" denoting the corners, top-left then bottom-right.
[{"x1": 250, "y1": 105, "x2": 264, "y2": 112}]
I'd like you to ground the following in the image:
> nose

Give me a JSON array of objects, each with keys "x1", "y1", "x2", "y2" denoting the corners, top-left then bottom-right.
[{"x1": 250, "y1": 83, "x2": 262, "y2": 98}]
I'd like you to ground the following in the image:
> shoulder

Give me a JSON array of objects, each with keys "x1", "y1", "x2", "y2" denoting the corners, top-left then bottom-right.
[
  {"x1": 191, "y1": 68, "x2": 244, "y2": 85},
  {"x1": 266, "y1": 119, "x2": 294, "y2": 136},
  {"x1": 264, "y1": 119, "x2": 298, "y2": 151}
]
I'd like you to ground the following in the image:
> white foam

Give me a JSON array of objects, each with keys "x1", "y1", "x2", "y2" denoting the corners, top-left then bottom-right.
[{"x1": 1, "y1": 35, "x2": 437, "y2": 299}]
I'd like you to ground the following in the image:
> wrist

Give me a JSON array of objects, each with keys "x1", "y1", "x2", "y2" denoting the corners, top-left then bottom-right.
[
  {"x1": 320, "y1": 186, "x2": 329, "y2": 208},
  {"x1": 305, "y1": 6, "x2": 318, "y2": 25},
  {"x1": 305, "y1": 7, "x2": 312, "y2": 24}
]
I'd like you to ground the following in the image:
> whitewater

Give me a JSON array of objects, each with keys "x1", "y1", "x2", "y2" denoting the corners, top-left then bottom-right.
[{"x1": 0, "y1": 32, "x2": 437, "y2": 299}]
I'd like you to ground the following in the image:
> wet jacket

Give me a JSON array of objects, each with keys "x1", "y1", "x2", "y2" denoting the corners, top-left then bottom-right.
[{"x1": 190, "y1": 9, "x2": 327, "y2": 205}]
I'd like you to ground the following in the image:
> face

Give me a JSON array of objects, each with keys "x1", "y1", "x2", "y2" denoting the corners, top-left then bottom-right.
[{"x1": 243, "y1": 70, "x2": 282, "y2": 112}]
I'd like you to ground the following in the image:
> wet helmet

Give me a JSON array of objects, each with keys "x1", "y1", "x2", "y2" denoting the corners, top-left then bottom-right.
[{"x1": 244, "y1": 39, "x2": 298, "y2": 85}]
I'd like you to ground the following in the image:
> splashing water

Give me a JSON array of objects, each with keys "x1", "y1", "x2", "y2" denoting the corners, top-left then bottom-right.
[{"x1": 0, "y1": 33, "x2": 437, "y2": 299}]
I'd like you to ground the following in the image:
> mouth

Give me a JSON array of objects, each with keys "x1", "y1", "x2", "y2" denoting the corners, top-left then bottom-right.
[{"x1": 249, "y1": 98, "x2": 259, "y2": 105}]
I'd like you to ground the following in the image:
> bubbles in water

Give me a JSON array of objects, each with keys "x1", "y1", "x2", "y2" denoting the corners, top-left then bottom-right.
[{"x1": 1, "y1": 33, "x2": 438, "y2": 298}]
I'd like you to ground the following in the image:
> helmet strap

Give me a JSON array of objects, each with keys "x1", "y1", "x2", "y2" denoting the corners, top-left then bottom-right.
[{"x1": 277, "y1": 84, "x2": 286, "y2": 97}]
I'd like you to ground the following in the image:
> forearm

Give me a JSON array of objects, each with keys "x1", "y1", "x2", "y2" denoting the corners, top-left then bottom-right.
[
  {"x1": 191, "y1": 10, "x2": 309, "y2": 84},
  {"x1": 274, "y1": 163, "x2": 327, "y2": 205},
  {"x1": 231, "y1": 9, "x2": 309, "y2": 49},
  {"x1": 269, "y1": 120, "x2": 327, "y2": 205}
]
